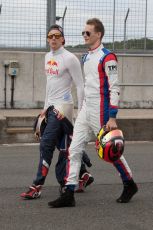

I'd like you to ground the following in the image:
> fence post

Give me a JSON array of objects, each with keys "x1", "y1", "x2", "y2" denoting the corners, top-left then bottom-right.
[
  {"x1": 144, "y1": 0, "x2": 148, "y2": 50},
  {"x1": 46, "y1": 0, "x2": 56, "y2": 49},
  {"x1": 112, "y1": 0, "x2": 115, "y2": 51},
  {"x1": 123, "y1": 8, "x2": 130, "y2": 51}
]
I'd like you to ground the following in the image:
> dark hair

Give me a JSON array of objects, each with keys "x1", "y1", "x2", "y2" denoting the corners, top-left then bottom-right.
[
  {"x1": 47, "y1": 24, "x2": 64, "y2": 37},
  {"x1": 86, "y1": 18, "x2": 105, "y2": 40},
  {"x1": 47, "y1": 24, "x2": 65, "y2": 45}
]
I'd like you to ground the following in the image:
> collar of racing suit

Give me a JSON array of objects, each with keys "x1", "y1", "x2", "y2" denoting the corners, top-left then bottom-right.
[
  {"x1": 88, "y1": 43, "x2": 104, "y2": 54},
  {"x1": 50, "y1": 46, "x2": 64, "y2": 55}
]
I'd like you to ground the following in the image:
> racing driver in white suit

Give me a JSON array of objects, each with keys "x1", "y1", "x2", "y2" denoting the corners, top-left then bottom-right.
[
  {"x1": 20, "y1": 24, "x2": 94, "y2": 199},
  {"x1": 48, "y1": 18, "x2": 138, "y2": 208}
]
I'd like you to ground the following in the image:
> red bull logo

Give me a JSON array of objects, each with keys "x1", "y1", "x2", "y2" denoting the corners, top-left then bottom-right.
[
  {"x1": 46, "y1": 59, "x2": 59, "y2": 76},
  {"x1": 47, "y1": 59, "x2": 58, "y2": 67}
]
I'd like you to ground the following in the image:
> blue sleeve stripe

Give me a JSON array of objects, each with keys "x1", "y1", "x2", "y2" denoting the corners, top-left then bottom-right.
[
  {"x1": 81, "y1": 53, "x2": 88, "y2": 64},
  {"x1": 109, "y1": 108, "x2": 118, "y2": 118}
]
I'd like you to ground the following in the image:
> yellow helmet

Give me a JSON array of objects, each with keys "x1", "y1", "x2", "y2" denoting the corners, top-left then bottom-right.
[{"x1": 96, "y1": 127, "x2": 124, "y2": 163}]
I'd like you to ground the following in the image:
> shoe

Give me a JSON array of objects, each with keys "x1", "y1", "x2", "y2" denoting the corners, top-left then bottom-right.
[
  {"x1": 116, "y1": 180, "x2": 138, "y2": 203},
  {"x1": 83, "y1": 173, "x2": 94, "y2": 187},
  {"x1": 59, "y1": 185, "x2": 65, "y2": 195},
  {"x1": 75, "y1": 180, "x2": 84, "y2": 193},
  {"x1": 48, "y1": 188, "x2": 75, "y2": 208},
  {"x1": 20, "y1": 185, "x2": 42, "y2": 199},
  {"x1": 75, "y1": 172, "x2": 94, "y2": 193}
]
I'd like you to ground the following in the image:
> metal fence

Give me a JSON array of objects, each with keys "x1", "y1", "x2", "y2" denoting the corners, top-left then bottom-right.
[
  {"x1": 0, "y1": 0, "x2": 152, "y2": 51},
  {"x1": 0, "y1": 0, "x2": 47, "y2": 49}
]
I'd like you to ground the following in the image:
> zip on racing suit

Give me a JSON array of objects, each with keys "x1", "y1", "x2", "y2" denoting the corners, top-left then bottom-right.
[{"x1": 65, "y1": 44, "x2": 132, "y2": 188}]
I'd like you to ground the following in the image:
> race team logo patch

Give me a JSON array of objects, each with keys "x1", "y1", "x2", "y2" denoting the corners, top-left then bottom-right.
[{"x1": 45, "y1": 59, "x2": 59, "y2": 76}]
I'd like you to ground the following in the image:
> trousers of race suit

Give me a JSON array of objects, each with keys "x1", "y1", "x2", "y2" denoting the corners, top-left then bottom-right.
[
  {"x1": 33, "y1": 106, "x2": 91, "y2": 186},
  {"x1": 65, "y1": 99, "x2": 133, "y2": 188}
]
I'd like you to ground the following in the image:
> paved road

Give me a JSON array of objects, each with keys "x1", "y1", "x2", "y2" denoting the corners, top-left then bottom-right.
[{"x1": 0, "y1": 142, "x2": 153, "y2": 230}]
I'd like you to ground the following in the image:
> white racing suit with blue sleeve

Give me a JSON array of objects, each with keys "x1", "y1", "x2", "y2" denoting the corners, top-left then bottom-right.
[{"x1": 65, "y1": 44, "x2": 132, "y2": 187}]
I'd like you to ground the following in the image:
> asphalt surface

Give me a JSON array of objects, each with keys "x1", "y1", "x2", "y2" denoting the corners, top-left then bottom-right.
[{"x1": 0, "y1": 142, "x2": 153, "y2": 230}]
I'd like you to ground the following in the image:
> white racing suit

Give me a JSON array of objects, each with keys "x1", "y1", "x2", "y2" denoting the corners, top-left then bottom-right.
[
  {"x1": 65, "y1": 44, "x2": 132, "y2": 187},
  {"x1": 34, "y1": 46, "x2": 85, "y2": 186},
  {"x1": 44, "y1": 46, "x2": 84, "y2": 119}
]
